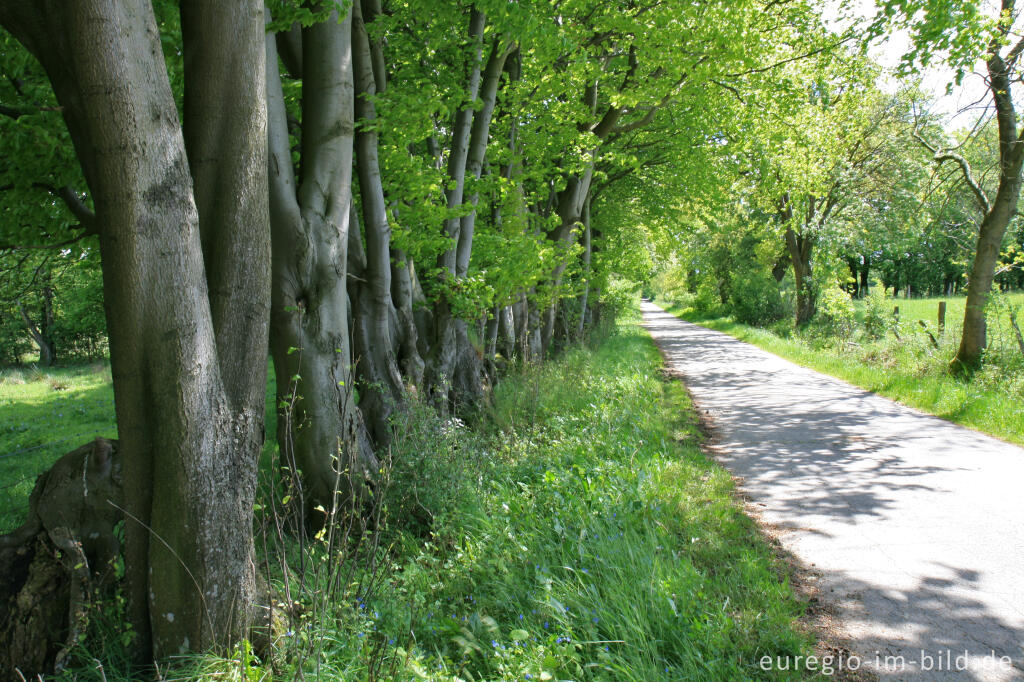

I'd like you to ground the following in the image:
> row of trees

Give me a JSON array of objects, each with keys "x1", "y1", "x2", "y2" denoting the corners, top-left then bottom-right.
[
  {"x1": 0, "y1": 0, "x2": 836, "y2": 666},
  {"x1": 5, "y1": 0, "x2": 1018, "y2": 668}
]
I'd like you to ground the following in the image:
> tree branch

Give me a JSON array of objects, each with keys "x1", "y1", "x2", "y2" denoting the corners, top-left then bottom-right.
[
  {"x1": 32, "y1": 183, "x2": 99, "y2": 235},
  {"x1": 912, "y1": 127, "x2": 990, "y2": 215}
]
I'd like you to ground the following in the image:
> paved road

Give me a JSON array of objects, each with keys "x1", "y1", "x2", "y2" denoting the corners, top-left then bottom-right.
[{"x1": 641, "y1": 303, "x2": 1024, "y2": 680}]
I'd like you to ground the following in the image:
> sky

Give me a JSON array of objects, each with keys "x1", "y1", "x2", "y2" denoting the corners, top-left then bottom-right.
[{"x1": 820, "y1": 0, "x2": 992, "y2": 127}]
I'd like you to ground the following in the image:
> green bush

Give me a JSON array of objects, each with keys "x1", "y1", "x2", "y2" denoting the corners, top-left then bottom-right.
[
  {"x1": 728, "y1": 269, "x2": 786, "y2": 326},
  {"x1": 598, "y1": 278, "x2": 640, "y2": 324},
  {"x1": 861, "y1": 288, "x2": 889, "y2": 340},
  {"x1": 815, "y1": 285, "x2": 856, "y2": 338}
]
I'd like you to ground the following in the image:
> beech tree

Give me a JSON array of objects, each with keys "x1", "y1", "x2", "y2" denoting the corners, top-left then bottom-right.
[
  {"x1": 0, "y1": 0, "x2": 269, "y2": 660},
  {"x1": 265, "y1": 3, "x2": 377, "y2": 523}
]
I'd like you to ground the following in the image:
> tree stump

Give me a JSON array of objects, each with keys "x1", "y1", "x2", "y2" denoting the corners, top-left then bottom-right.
[{"x1": 0, "y1": 438, "x2": 122, "y2": 678}]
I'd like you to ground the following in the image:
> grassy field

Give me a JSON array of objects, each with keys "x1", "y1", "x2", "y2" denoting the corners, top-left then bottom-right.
[
  {"x1": 2, "y1": 319, "x2": 818, "y2": 680},
  {"x1": 659, "y1": 293, "x2": 1024, "y2": 447},
  {"x1": 0, "y1": 363, "x2": 280, "y2": 534},
  {"x1": 0, "y1": 363, "x2": 118, "y2": 533}
]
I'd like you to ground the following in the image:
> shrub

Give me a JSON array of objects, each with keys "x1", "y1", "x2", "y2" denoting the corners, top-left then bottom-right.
[
  {"x1": 815, "y1": 285, "x2": 856, "y2": 338},
  {"x1": 598, "y1": 278, "x2": 640, "y2": 325},
  {"x1": 728, "y1": 268, "x2": 786, "y2": 326},
  {"x1": 862, "y1": 288, "x2": 889, "y2": 340}
]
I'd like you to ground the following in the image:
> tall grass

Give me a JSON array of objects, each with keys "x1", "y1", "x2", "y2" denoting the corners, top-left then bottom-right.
[
  {"x1": 6, "y1": 320, "x2": 816, "y2": 680},
  {"x1": 189, "y1": 318, "x2": 811, "y2": 680}
]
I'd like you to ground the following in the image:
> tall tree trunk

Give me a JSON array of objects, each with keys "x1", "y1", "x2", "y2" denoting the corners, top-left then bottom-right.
[
  {"x1": 423, "y1": 9, "x2": 487, "y2": 410},
  {"x1": 575, "y1": 195, "x2": 592, "y2": 341},
  {"x1": 391, "y1": 253, "x2": 425, "y2": 383},
  {"x1": 785, "y1": 227, "x2": 815, "y2": 325},
  {"x1": 351, "y1": 0, "x2": 406, "y2": 443},
  {"x1": 497, "y1": 304, "x2": 516, "y2": 360},
  {"x1": 266, "y1": 6, "x2": 375, "y2": 524},
  {"x1": 542, "y1": 168, "x2": 594, "y2": 353},
  {"x1": 1, "y1": 0, "x2": 271, "y2": 658},
  {"x1": 952, "y1": 48, "x2": 1024, "y2": 372},
  {"x1": 18, "y1": 285, "x2": 56, "y2": 367}
]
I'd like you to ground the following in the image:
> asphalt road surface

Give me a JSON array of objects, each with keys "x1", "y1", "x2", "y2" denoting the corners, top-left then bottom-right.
[{"x1": 642, "y1": 302, "x2": 1024, "y2": 680}]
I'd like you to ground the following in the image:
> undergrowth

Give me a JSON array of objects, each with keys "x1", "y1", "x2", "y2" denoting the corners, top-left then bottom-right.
[
  {"x1": 16, "y1": 318, "x2": 815, "y2": 680},
  {"x1": 142, "y1": 318, "x2": 812, "y2": 680}
]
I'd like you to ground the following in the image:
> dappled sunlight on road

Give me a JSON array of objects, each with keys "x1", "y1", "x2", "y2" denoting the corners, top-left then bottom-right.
[{"x1": 642, "y1": 302, "x2": 1024, "y2": 680}]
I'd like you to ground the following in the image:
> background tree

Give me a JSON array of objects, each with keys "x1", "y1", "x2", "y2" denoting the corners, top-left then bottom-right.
[{"x1": 873, "y1": 0, "x2": 1024, "y2": 371}]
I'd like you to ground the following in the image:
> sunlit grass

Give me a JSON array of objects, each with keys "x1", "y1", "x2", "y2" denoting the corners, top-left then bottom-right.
[
  {"x1": 660, "y1": 296, "x2": 1024, "y2": 447},
  {"x1": 0, "y1": 363, "x2": 117, "y2": 532},
  {"x1": 4, "y1": 319, "x2": 816, "y2": 680}
]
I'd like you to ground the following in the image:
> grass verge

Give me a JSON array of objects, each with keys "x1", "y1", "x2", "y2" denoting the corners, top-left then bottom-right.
[
  {"x1": 658, "y1": 300, "x2": 1024, "y2": 447},
  {"x1": 4, "y1": 319, "x2": 816, "y2": 679},
  {"x1": 183, "y1": 318, "x2": 814, "y2": 680}
]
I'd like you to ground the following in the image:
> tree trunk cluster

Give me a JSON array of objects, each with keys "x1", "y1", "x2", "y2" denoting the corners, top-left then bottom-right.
[{"x1": 0, "y1": 0, "x2": 623, "y2": 670}]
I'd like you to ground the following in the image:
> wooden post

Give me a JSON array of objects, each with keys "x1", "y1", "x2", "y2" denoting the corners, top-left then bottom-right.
[
  {"x1": 892, "y1": 305, "x2": 900, "y2": 339},
  {"x1": 938, "y1": 301, "x2": 946, "y2": 335}
]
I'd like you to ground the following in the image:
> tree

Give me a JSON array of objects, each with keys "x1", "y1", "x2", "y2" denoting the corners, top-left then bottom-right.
[
  {"x1": 874, "y1": 0, "x2": 1024, "y2": 371},
  {"x1": 0, "y1": 0, "x2": 270, "y2": 659},
  {"x1": 265, "y1": 3, "x2": 377, "y2": 525}
]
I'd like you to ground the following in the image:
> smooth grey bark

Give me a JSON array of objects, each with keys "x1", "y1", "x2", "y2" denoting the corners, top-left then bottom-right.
[
  {"x1": 353, "y1": 0, "x2": 425, "y2": 388},
  {"x1": 497, "y1": 304, "x2": 516, "y2": 359},
  {"x1": 266, "y1": 6, "x2": 376, "y2": 524},
  {"x1": 391, "y1": 253, "x2": 425, "y2": 383},
  {"x1": 541, "y1": 168, "x2": 594, "y2": 353},
  {"x1": 575, "y1": 195, "x2": 592, "y2": 341},
  {"x1": 0, "y1": 0, "x2": 271, "y2": 659},
  {"x1": 512, "y1": 294, "x2": 529, "y2": 359},
  {"x1": 423, "y1": 8, "x2": 487, "y2": 410},
  {"x1": 351, "y1": 0, "x2": 406, "y2": 443},
  {"x1": 455, "y1": 40, "x2": 511, "y2": 279}
]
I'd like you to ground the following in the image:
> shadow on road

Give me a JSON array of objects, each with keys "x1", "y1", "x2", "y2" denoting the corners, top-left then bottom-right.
[{"x1": 642, "y1": 305, "x2": 1024, "y2": 680}]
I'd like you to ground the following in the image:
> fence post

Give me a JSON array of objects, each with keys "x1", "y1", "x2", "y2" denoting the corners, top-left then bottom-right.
[{"x1": 938, "y1": 301, "x2": 946, "y2": 335}]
